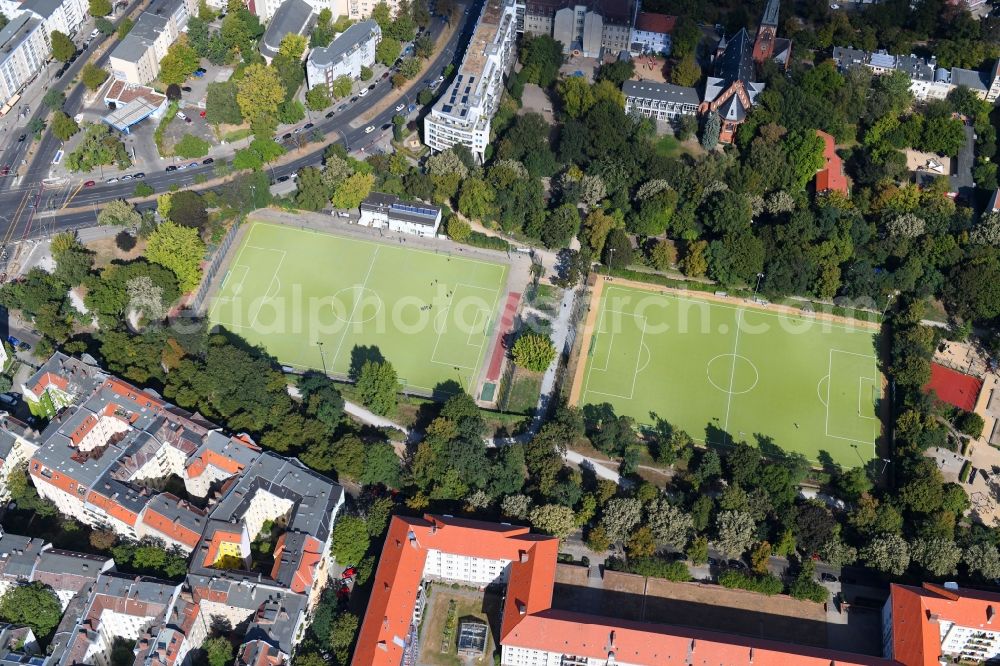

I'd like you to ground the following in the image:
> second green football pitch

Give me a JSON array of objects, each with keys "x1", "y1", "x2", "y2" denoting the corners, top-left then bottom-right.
[
  {"x1": 575, "y1": 283, "x2": 881, "y2": 468},
  {"x1": 208, "y1": 222, "x2": 508, "y2": 394}
]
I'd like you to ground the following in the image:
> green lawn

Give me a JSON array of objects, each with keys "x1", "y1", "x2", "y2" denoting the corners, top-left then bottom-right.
[
  {"x1": 578, "y1": 285, "x2": 881, "y2": 468},
  {"x1": 208, "y1": 222, "x2": 508, "y2": 394}
]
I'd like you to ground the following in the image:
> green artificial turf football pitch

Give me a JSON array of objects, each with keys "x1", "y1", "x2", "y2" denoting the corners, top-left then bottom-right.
[
  {"x1": 577, "y1": 283, "x2": 882, "y2": 468},
  {"x1": 208, "y1": 222, "x2": 508, "y2": 394}
]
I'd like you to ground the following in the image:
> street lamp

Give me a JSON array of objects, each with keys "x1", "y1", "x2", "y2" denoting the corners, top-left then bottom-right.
[
  {"x1": 316, "y1": 340, "x2": 328, "y2": 375},
  {"x1": 752, "y1": 272, "x2": 764, "y2": 302},
  {"x1": 881, "y1": 292, "x2": 895, "y2": 319},
  {"x1": 607, "y1": 247, "x2": 615, "y2": 271}
]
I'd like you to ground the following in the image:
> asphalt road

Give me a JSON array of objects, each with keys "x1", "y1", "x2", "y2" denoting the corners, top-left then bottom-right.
[{"x1": 0, "y1": 0, "x2": 481, "y2": 249}]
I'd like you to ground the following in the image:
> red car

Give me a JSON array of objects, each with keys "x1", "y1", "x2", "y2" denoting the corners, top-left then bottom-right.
[
  {"x1": 342, "y1": 566, "x2": 357, "y2": 578},
  {"x1": 83, "y1": 180, "x2": 95, "y2": 187},
  {"x1": 199, "y1": 110, "x2": 206, "y2": 117}
]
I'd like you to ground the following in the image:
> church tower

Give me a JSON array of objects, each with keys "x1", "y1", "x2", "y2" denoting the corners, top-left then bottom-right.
[{"x1": 753, "y1": 0, "x2": 781, "y2": 64}]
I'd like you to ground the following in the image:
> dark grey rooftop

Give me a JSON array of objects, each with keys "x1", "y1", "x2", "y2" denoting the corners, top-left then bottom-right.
[
  {"x1": 309, "y1": 20, "x2": 379, "y2": 68},
  {"x1": 0, "y1": 533, "x2": 44, "y2": 582},
  {"x1": 361, "y1": 192, "x2": 441, "y2": 226},
  {"x1": 144, "y1": 493, "x2": 208, "y2": 537},
  {"x1": 35, "y1": 548, "x2": 112, "y2": 582},
  {"x1": 21, "y1": 0, "x2": 63, "y2": 20},
  {"x1": 951, "y1": 67, "x2": 990, "y2": 91},
  {"x1": 0, "y1": 14, "x2": 42, "y2": 67},
  {"x1": 260, "y1": 0, "x2": 314, "y2": 59},
  {"x1": 761, "y1": 0, "x2": 780, "y2": 27},
  {"x1": 623, "y1": 80, "x2": 699, "y2": 106},
  {"x1": 110, "y1": 12, "x2": 169, "y2": 64},
  {"x1": 713, "y1": 28, "x2": 754, "y2": 87}
]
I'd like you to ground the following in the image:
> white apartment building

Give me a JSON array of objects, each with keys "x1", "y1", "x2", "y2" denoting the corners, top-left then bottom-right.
[
  {"x1": 424, "y1": 0, "x2": 517, "y2": 162},
  {"x1": 422, "y1": 549, "x2": 511, "y2": 584},
  {"x1": 0, "y1": 13, "x2": 48, "y2": 106},
  {"x1": 252, "y1": 0, "x2": 398, "y2": 24},
  {"x1": 306, "y1": 19, "x2": 380, "y2": 92},
  {"x1": 14, "y1": 0, "x2": 89, "y2": 43},
  {"x1": 623, "y1": 79, "x2": 697, "y2": 124},
  {"x1": 108, "y1": 0, "x2": 188, "y2": 84}
]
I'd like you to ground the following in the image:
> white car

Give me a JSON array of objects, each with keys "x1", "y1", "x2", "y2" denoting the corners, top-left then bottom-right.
[
  {"x1": 365, "y1": 125, "x2": 375, "y2": 133},
  {"x1": 358, "y1": 88, "x2": 369, "y2": 97},
  {"x1": 829, "y1": 2, "x2": 839, "y2": 7},
  {"x1": 395, "y1": 103, "x2": 405, "y2": 112}
]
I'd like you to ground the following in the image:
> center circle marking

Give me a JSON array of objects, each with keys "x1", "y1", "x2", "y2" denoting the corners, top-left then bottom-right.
[
  {"x1": 332, "y1": 286, "x2": 383, "y2": 324},
  {"x1": 706, "y1": 354, "x2": 760, "y2": 395}
]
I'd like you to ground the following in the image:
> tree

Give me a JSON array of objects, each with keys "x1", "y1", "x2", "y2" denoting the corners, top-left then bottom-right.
[
  {"x1": 97, "y1": 199, "x2": 142, "y2": 228},
  {"x1": 145, "y1": 221, "x2": 205, "y2": 292},
  {"x1": 205, "y1": 81, "x2": 243, "y2": 125},
  {"x1": 202, "y1": 637, "x2": 233, "y2": 666},
  {"x1": 945, "y1": 261, "x2": 1000, "y2": 321},
  {"x1": 602, "y1": 228, "x2": 633, "y2": 269},
  {"x1": 236, "y1": 63, "x2": 285, "y2": 129},
  {"x1": 376, "y1": 36, "x2": 401, "y2": 66},
  {"x1": 331, "y1": 172, "x2": 375, "y2": 209},
  {"x1": 520, "y1": 35, "x2": 563, "y2": 88},
  {"x1": 558, "y1": 76, "x2": 595, "y2": 119},
  {"x1": 81, "y1": 63, "x2": 109, "y2": 91},
  {"x1": 671, "y1": 54, "x2": 701, "y2": 87},
  {"x1": 794, "y1": 502, "x2": 837, "y2": 556},
  {"x1": 701, "y1": 111, "x2": 720, "y2": 151},
  {"x1": 174, "y1": 134, "x2": 211, "y2": 158},
  {"x1": 159, "y1": 36, "x2": 201, "y2": 85},
  {"x1": 332, "y1": 515, "x2": 370, "y2": 565},
  {"x1": 89, "y1": 0, "x2": 111, "y2": 14},
  {"x1": 51, "y1": 111, "x2": 79, "y2": 141},
  {"x1": 647, "y1": 498, "x2": 692, "y2": 550},
  {"x1": 133, "y1": 182, "x2": 154, "y2": 197},
  {"x1": 355, "y1": 359, "x2": 398, "y2": 415},
  {"x1": 0, "y1": 582, "x2": 61, "y2": 638},
  {"x1": 305, "y1": 84, "x2": 330, "y2": 111},
  {"x1": 117, "y1": 16, "x2": 133, "y2": 38},
  {"x1": 360, "y1": 441, "x2": 401, "y2": 488},
  {"x1": 166, "y1": 190, "x2": 207, "y2": 229},
  {"x1": 331, "y1": 75, "x2": 353, "y2": 99},
  {"x1": 127, "y1": 275, "x2": 167, "y2": 321},
  {"x1": 512, "y1": 333, "x2": 555, "y2": 371},
  {"x1": 90, "y1": 528, "x2": 117, "y2": 551},
  {"x1": 750, "y1": 541, "x2": 772, "y2": 574},
  {"x1": 50, "y1": 31, "x2": 75, "y2": 62},
  {"x1": 964, "y1": 543, "x2": 1000, "y2": 580},
  {"x1": 714, "y1": 510, "x2": 755, "y2": 559},
  {"x1": 42, "y1": 89, "x2": 65, "y2": 112},
  {"x1": 502, "y1": 494, "x2": 532, "y2": 520},
  {"x1": 601, "y1": 497, "x2": 642, "y2": 543},
  {"x1": 860, "y1": 533, "x2": 910, "y2": 575},
  {"x1": 94, "y1": 16, "x2": 114, "y2": 34},
  {"x1": 293, "y1": 166, "x2": 329, "y2": 211},
  {"x1": 330, "y1": 612, "x2": 358, "y2": 663},
  {"x1": 542, "y1": 204, "x2": 580, "y2": 248},
  {"x1": 910, "y1": 537, "x2": 961, "y2": 577},
  {"x1": 529, "y1": 504, "x2": 576, "y2": 538}
]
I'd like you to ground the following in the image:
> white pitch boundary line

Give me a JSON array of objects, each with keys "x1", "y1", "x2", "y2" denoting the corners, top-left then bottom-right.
[
  {"x1": 722, "y1": 309, "x2": 744, "y2": 437},
  {"x1": 208, "y1": 233, "x2": 256, "y2": 323},
  {"x1": 626, "y1": 319, "x2": 648, "y2": 401},
  {"x1": 429, "y1": 282, "x2": 500, "y2": 370},
  {"x1": 601, "y1": 284, "x2": 878, "y2": 335},
  {"x1": 584, "y1": 309, "x2": 649, "y2": 402},
  {"x1": 224, "y1": 264, "x2": 250, "y2": 296},
  {"x1": 328, "y1": 247, "x2": 381, "y2": 373},
  {"x1": 824, "y1": 349, "x2": 880, "y2": 445},
  {"x1": 466, "y1": 308, "x2": 488, "y2": 346},
  {"x1": 248, "y1": 249, "x2": 286, "y2": 330}
]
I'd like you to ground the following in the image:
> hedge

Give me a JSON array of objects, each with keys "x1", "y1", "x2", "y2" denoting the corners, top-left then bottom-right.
[
  {"x1": 959, "y1": 460, "x2": 973, "y2": 483},
  {"x1": 788, "y1": 577, "x2": 829, "y2": 603},
  {"x1": 718, "y1": 569, "x2": 783, "y2": 595},
  {"x1": 458, "y1": 230, "x2": 510, "y2": 252},
  {"x1": 606, "y1": 556, "x2": 691, "y2": 581}
]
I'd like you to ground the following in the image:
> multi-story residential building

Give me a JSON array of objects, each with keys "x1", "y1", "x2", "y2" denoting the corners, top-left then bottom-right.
[
  {"x1": 628, "y1": 11, "x2": 673, "y2": 55},
  {"x1": 832, "y1": 46, "x2": 1000, "y2": 103},
  {"x1": 424, "y1": 0, "x2": 517, "y2": 162},
  {"x1": 19, "y1": 0, "x2": 88, "y2": 42},
  {"x1": 354, "y1": 515, "x2": 899, "y2": 666},
  {"x1": 251, "y1": 0, "x2": 397, "y2": 24},
  {"x1": 358, "y1": 192, "x2": 442, "y2": 236},
  {"x1": 883, "y1": 583, "x2": 1000, "y2": 664},
  {"x1": 8, "y1": 352, "x2": 344, "y2": 664},
  {"x1": 0, "y1": 13, "x2": 48, "y2": 107},
  {"x1": 516, "y1": 0, "x2": 634, "y2": 58},
  {"x1": 259, "y1": 0, "x2": 314, "y2": 62},
  {"x1": 0, "y1": 416, "x2": 39, "y2": 504},
  {"x1": 623, "y1": 79, "x2": 697, "y2": 124},
  {"x1": 306, "y1": 19, "x2": 380, "y2": 93},
  {"x1": 108, "y1": 0, "x2": 188, "y2": 84}
]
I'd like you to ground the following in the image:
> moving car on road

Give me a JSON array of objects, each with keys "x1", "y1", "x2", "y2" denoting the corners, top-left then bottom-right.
[{"x1": 365, "y1": 125, "x2": 374, "y2": 133}]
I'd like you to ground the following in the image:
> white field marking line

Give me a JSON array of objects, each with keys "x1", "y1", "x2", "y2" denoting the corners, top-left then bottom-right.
[
  {"x1": 581, "y1": 307, "x2": 611, "y2": 403},
  {"x1": 430, "y1": 282, "x2": 501, "y2": 368},
  {"x1": 254, "y1": 221, "x2": 509, "y2": 273},
  {"x1": 825, "y1": 349, "x2": 880, "y2": 444},
  {"x1": 208, "y1": 233, "x2": 256, "y2": 322},
  {"x1": 248, "y1": 249, "x2": 286, "y2": 330},
  {"x1": 329, "y1": 247, "x2": 381, "y2": 372},
  {"x1": 858, "y1": 376, "x2": 878, "y2": 419},
  {"x1": 817, "y1": 375, "x2": 829, "y2": 406},
  {"x1": 601, "y1": 284, "x2": 878, "y2": 335},
  {"x1": 824, "y1": 348, "x2": 833, "y2": 438},
  {"x1": 591, "y1": 308, "x2": 615, "y2": 373},
  {"x1": 722, "y1": 309, "x2": 744, "y2": 436},
  {"x1": 627, "y1": 319, "x2": 648, "y2": 401},
  {"x1": 224, "y1": 264, "x2": 250, "y2": 296},
  {"x1": 466, "y1": 308, "x2": 488, "y2": 346}
]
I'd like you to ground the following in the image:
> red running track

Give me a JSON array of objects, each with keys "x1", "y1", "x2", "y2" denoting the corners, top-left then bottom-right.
[{"x1": 486, "y1": 292, "x2": 521, "y2": 382}]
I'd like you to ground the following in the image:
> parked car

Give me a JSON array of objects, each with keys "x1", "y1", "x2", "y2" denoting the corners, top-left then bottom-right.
[
  {"x1": 176, "y1": 111, "x2": 187, "y2": 120},
  {"x1": 395, "y1": 103, "x2": 405, "y2": 112},
  {"x1": 202, "y1": 157, "x2": 214, "y2": 165},
  {"x1": 707, "y1": 557, "x2": 719, "y2": 567},
  {"x1": 368, "y1": 84, "x2": 375, "y2": 90},
  {"x1": 187, "y1": 162, "x2": 198, "y2": 169},
  {"x1": 6, "y1": 336, "x2": 21, "y2": 348},
  {"x1": 181, "y1": 86, "x2": 192, "y2": 92},
  {"x1": 336, "y1": 211, "x2": 350, "y2": 218},
  {"x1": 364, "y1": 125, "x2": 374, "y2": 133},
  {"x1": 199, "y1": 110, "x2": 206, "y2": 117},
  {"x1": 120, "y1": 174, "x2": 133, "y2": 181},
  {"x1": 325, "y1": 111, "x2": 335, "y2": 118},
  {"x1": 134, "y1": 172, "x2": 145, "y2": 178},
  {"x1": 350, "y1": 96, "x2": 358, "y2": 102},
  {"x1": 338, "y1": 104, "x2": 347, "y2": 111},
  {"x1": 304, "y1": 122, "x2": 314, "y2": 130},
  {"x1": 276, "y1": 175, "x2": 290, "y2": 183},
  {"x1": 381, "y1": 123, "x2": 391, "y2": 130},
  {"x1": 282, "y1": 132, "x2": 292, "y2": 139},
  {"x1": 0, "y1": 394, "x2": 18, "y2": 408},
  {"x1": 165, "y1": 165, "x2": 178, "y2": 171},
  {"x1": 727, "y1": 559, "x2": 747, "y2": 570},
  {"x1": 820, "y1": 573, "x2": 839, "y2": 583},
  {"x1": 358, "y1": 88, "x2": 369, "y2": 97},
  {"x1": 184, "y1": 117, "x2": 192, "y2": 123},
  {"x1": 83, "y1": 180, "x2": 95, "y2": 187},
  {"x1": 106, "y1": 177, "x2": 119, "y2": 183}
]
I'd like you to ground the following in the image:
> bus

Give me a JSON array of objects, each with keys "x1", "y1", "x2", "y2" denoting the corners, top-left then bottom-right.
[{"x1": 0, "y1": 93, "x2": 22, "y2": 117}]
